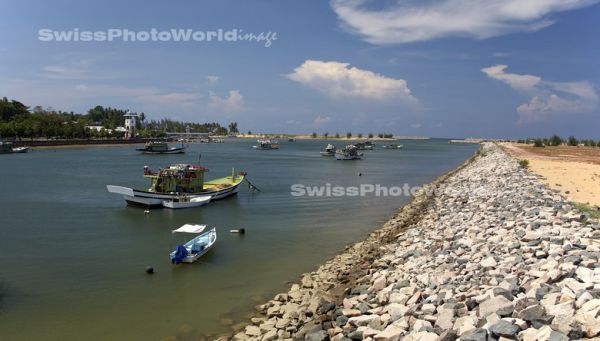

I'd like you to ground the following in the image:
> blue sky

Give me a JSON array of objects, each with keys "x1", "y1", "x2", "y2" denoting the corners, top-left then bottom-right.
[{"x1": 1, "y1": 0, "x2": 599, "y2": 138}]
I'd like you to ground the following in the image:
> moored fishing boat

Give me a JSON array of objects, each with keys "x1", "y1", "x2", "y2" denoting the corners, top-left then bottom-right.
[
  {"x1": 0, "y1": 142, "x2": 29, "y2": 154},
  {"x1": 355, "y1": 141, "x2": 374, "y2": 150},
  {"x1": 320, "y1": 143, "x2": 337, "y2": 156},
  {"x1": 162, "y1": 195, "x2": 211, "y2": 209},
  {"x1": 382, "y1": 144, "x2": 404, "y2": 149},
  {"x1": 136, "y1": 141, "x2": 186, "y2": 154},
  {"x1": 253, "y1": 139, "x2": 280, "y2": 150},
  {"x1": 335, "y1": 145, "x2": 364, "y2": 160},
  {"x1": 106, "y1": 165, "x2": 245, "y2": 207},
  {"x1": 170, "y1": 226, "x2": 216, "y2": 264}
]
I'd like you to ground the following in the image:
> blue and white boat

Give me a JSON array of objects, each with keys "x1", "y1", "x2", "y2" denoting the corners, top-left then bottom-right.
[{"x1": 170, "y1": 225, "x2": 217, "y2": 264}]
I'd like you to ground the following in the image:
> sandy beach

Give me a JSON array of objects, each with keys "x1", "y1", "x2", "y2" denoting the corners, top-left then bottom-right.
[{"x1": 502, "y1": 143, "x2": 600, "y2": 207}]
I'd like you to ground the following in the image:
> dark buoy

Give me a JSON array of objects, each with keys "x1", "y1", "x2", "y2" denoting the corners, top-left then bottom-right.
[
  {"x1": 145, "y1": 266, "x2": 154, "y2": 274},
  {"x1": 358, "y1": 172, "x2": 362, "y2": 176}
]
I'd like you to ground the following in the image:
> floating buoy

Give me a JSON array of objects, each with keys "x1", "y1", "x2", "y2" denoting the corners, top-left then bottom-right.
[
  {"x1": 358, "y1": 172, "x2": 362, "y2": 176},
  {"x1": 230, "y1": 228, "x2": 246, "y2": 234},
  {"x1": 145, "y1": 266, "x2": 154, "y2": 274},
  {"x1": 144, "y1": 209, "x2": 150, "y2": 215}
]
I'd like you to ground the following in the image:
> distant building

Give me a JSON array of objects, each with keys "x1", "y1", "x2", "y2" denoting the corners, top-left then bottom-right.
[{"x1": 124, "y1": 113, "x2": 138, "y2": 139}]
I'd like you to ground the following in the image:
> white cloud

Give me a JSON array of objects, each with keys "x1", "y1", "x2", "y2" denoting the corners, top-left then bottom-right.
[
  {"x1": 206, "y1": 75, "x2": 220, "y2": 83},
  {"x1": 209, "y1": 90, "x2": 244, "y2": 114},
  {"x1": 136, "y1": 92, "x2": 201, "y2": 108},
  {"x1": 286, "y1": 60, "x2": 417, "y2": 104},
  {"x1": 41, "y1": 65, "x2": 89, "y2": 80},
  {"x1": 481, "y1": 64, "x2": 541, "y2": 92},
  {"x1": 410, "y1": 123, "x2": 422, "y2": 129},
  {"x1": 482, "y1": 64, "x2": 598, "y2": 124},
  {"x1": 314, "y1": 115, "x2": 332, "y2": 125},
  {"x1": 330, "y1": 0, "x2": 599, "y2": 44}
]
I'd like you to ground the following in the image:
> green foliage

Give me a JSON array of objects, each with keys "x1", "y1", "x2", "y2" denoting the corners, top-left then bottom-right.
[
  {"x1": 378, "y1": 133, "x2": 384, "y2": 138},
  {"x1": 335, "y1": 132, "x2": 340, "y2": 138},
  {"x1": 383, "y1": 133, "x2": 394, "y2": 138},
  {"x1": 533, "y1": 139, "x2": 544, "y2": 147},
  {"x1": 228, "y1": 122, "x2": 239, "y2": 133},
  {"x1": 567, "y1": 136, "x2": 579, "y2": 146},
  {"x1": 0, "y1": 97, "x2": 233, "y2": 139},
  {"x1": 357, "y1": 133, "x2": 363, "y2": 138},
  {"x1": 0, "y1": 97, "x2": 29, "y2": 122},
  {"x1": 311, "y1": 132, "x2": 317, "y2": 138},
  {"x1": 549, "y1": 134, "x2": 563, "y2": 146},
  {"x1": 518, "y1": 159, "x2": 529, "y2": 168},
  {"x1": 346, "y1": 132, "x2": 352, "y2": 138},
  {"x1": 574, "y1": 202, "x2": 600, "y2": 221},
  {"x1": 323, "y1": 132, "x2": 329, "y2": 138}
]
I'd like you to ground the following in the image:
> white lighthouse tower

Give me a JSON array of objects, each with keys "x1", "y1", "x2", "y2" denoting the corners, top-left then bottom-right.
[{"x1": 124, "y1": 112, "x2": 138, "y2": 139}]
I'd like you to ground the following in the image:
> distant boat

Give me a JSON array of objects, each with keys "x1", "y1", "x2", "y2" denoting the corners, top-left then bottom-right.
[
  {"x1": 288, "y1": 138, "x2": 296, "y2": 142},
  {"x1": 320, "y1": 143, "x2": 337, "y2": 156},
  {"x1": 11, "y1": 146, "x2": 30, "y2": 153},
  {"x1": 355, "y1": 141, "x2": 374, "y2": 150},
  {"x1": 0, "y1": 142, "x2": 29, "y2": 154},
  {"x1": 136, "y1": 141, "x2": 186, "y2": 154},
  {"x1": 170, "y1": 226, "x2": 217, "y2": 264},
  {"x1": 335, "y1": 145, "x2": 364, "y2": 160},
  {"x1": 382, "y1": 144, "x2": 404, "y2": 149},
  {"x1": 162, "y1": 195, "x2": 212, "y2": 209},
  {"x1": 253, "y1": 139, "x2": 280, "y2": 150}
]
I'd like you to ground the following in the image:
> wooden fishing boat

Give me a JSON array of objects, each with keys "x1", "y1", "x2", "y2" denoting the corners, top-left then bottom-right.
[
  {"x1": 107, "y1": 165, "x2": 245, "y2": 207},
  {"x1": 170, "y1": 226, "x2": 217, "y2": 264},
  {"x1": 335, "y1": 145, "x2": 364, "y2": 160}
]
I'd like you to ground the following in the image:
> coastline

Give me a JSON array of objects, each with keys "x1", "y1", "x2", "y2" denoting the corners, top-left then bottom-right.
[
  {"x1": 216, "y1": 146, "x2": 481, "y2": 340},
  {"x1": 218, "y1": 143, "x2": 600, "y2": 340}
]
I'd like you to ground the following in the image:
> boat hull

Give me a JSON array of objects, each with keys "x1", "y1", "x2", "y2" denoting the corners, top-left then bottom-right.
[
  {"x1": 136, "y1": 147, "x2": 186, "y2": 154},
  {"x1": 162, "y1": 196, "x2": 212, "y2": 209},
  {"x1": 170, "y1": 228, "x2": 217, "y2": 264}
]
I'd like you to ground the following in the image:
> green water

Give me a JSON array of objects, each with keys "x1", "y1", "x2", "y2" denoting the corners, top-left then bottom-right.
[{"x1": 0, "y1": 139, "x2": 476, "y2": 340}]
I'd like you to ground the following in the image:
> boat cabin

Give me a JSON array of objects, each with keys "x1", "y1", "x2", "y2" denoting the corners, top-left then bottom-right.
[{"x1": 144, "y1": 164, "x2": 206, "y2": 193}]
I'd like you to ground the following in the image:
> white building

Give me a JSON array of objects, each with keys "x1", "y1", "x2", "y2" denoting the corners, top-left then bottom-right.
[{"x1": 124, "y1": 113, "x2": 138, "y2": 139}]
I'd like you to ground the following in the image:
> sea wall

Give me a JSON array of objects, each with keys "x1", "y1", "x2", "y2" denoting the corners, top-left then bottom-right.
[{"x1": 220, "y1": 143, "x2": 600, "y2": 341}]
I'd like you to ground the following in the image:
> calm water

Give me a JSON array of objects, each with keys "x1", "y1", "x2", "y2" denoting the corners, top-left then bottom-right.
[{"x1": 0, "y1": 139, "x2": 476, "y2": 340}]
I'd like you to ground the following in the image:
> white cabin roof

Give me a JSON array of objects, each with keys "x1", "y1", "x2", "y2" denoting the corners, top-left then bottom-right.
[{"x1": 172, "y1": 224, "x2": 207, "y2": 234}]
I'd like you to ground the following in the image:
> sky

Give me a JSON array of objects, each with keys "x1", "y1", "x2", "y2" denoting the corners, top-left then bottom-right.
[{"x1": 1, "y1": 0, "x2": 600, "y2": 139}]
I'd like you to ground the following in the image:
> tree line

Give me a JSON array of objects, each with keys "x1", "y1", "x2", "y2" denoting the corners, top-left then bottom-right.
[
  {"x1": 0, "y1": 97, "x2": 239, "y2": 139},
  {"x1": 518, "y1": 134, "x2": 600, "y2": 148}
]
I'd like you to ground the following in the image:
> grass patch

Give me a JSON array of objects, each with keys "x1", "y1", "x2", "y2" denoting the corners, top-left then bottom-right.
[
  {"x1": 518, "y1": 159, "x2": 529, "y2": 169},
  {"x1": 574, "y1": 202, "x2": 600, "y2": 221}
]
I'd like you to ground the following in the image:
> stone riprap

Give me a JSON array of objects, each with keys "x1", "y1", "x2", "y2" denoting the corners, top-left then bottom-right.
[{"x1": 220, "y1": 143, "x2": 600, "y2": 341}]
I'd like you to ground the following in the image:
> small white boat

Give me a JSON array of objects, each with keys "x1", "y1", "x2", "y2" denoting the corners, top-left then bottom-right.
[
  {"x1": 170, "y1": 226, "x2": 217, "y2": 264},
  {"x1": 320, "y1": 144, "x2": 337, "y2": 156},
  {"x1": 162, "y1": 195, "x2": 211, "y2": 209},
  {"x1": 11, "y1": 146, "x2": 30, "y2": 153}
]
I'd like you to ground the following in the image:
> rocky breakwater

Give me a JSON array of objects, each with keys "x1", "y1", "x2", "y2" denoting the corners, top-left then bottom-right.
[{"x1": 221, "y1": 143, "x2": 600, "y2": 341}]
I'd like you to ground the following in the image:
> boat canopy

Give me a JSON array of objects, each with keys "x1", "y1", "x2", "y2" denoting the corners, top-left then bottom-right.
[{"x1": 172, "y1": 224, "x2": 207, "y2": 234}]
